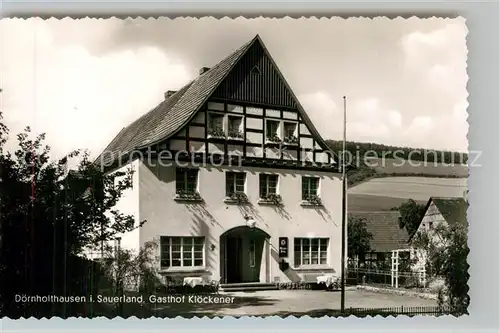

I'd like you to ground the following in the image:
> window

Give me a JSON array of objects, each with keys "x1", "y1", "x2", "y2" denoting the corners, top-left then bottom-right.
[
  {"x1": 302, "y1": 177, "x2": 320, "y2": 200},
  {"x1": 428, "y1": 222, "x2": 433, "y2": 229},
  {"x1": 160, "y1": 237, "x2": 204, "y2": 268},
  {"x1": 249, "y1": 239, "x2": 256, "y2": 267},
  {"x1": 265, "y1": 120, "x2": 280, "y2": 140},
  {"x1": 228, "y1": 116, "x2": 243, "y2": 138},
  {"x1": 175, "y1": 168, "x2": 198, "y2": 194},
  {"x1": 259, "y1": 174, "x2": 278, "y2": 198},
  {"x1": 208, "y1": 113, "x2": 224, "y2": 132},
  {"x1": 294, "y1": 238, "x2": 328, "y2": 266},
  {"x1": 226, "y1": 172, "x2": 246, "y2": 196},
  {"x1": 283, "y1": 122, "x2": 297, "y2": 138}
]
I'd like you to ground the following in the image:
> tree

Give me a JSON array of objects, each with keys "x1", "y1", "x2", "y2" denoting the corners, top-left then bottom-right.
[
  {"x1": 347, "y1": 215, "x2": 373, "y2": 260},
  {"x1": 397, "y1": 199, "x2": 426, "y2": 236},
  {"x1": 412, "y1": 222, "x2": 469, "y2": 314},
  {"x1": 0, "y1": 111, "x2": 145, "y2": 317}
]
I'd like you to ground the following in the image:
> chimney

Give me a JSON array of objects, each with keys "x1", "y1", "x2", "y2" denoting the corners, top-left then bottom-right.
[
  {"x1": 164, "y1": 90, "x2": 177, "y2": 99},
  {"x1": 199, "y1": 67, "x2": 211, "y2": 75}
]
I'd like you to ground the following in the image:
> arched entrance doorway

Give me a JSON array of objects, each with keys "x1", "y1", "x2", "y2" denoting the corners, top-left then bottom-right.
[{"x1": 220, "y1": 226, "x2": 270, "y2": 284}]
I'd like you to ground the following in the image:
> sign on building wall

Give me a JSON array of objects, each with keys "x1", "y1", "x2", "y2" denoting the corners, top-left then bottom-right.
[{"x1": 278, "y1": 237, "x2": 288, "y2": 258}]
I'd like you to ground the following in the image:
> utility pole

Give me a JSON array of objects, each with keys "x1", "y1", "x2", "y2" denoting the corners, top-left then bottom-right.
[{"x1": 340, "y1": 96, "x2": 347, "y2": 313}]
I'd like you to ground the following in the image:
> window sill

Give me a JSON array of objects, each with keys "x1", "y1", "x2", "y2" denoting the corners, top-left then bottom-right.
[
  {"x1": 300, "y1": 200, "x2": 323, "y2": 207},
  {"x1": 292, "y1": 265, "x2": 333, "y2": 272},
  {"x1": 174, "y1": 195, "x2": 203, "y2": 203},
  {"x1": 159, "y1": 267, "x2": 209, "y2": 274},
  {"x1": 283, "y1": 141, "x2": 299, "y2": 147},
  {"x1": 207, "y1": 134, "x2": 226, "y2": 141},
  {"x1": 228, "y1": 136, "x2": 244, "y2": 141},
  {"x1": 223, "y1": 197, "x2": 249, "y2": 205},
  {"x1": 264, "y1": 140, "x2": 282, "y2": 147},
  {"x1": 257, "y1": 199, "x2": 282, "y2": 206}
]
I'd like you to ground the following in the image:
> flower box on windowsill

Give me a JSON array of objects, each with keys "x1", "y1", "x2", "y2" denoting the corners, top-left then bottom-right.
[
  {"x1": 300, "y1": 196, "x2": 323, "y2": 207},
  {"x1": 228, "y1": 129, "x2": 244, "y2": 141},
  {"x1": 264, "y1": 140, "x2": 282, "y2": 148},
  {"x1": 258, "y1": 194, "x2": 283, "y2": 206},
  {"x1": 283, "y1": 136, "x2": 299, "y2": 147},
  {"x1": 174, "y1": 191, "x2": 203, "y2": 202},
  {"x1": 223, "y1": 192, "x2": 249, "y2": 204},
  {"x1": 207, "y1": 134, "x2": 226, "y2": 141},
  {"x1": 300, "y1": 200, "x2": 323, "y2": 207},
  {"x1": 264, "y1": 135, "x2": 282, "y2": 147},
  {"x1": 207, "y1": 128, "x2": 226, "y2": 141}
]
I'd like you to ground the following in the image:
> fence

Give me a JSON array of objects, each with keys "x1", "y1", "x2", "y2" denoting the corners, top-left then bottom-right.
[
  {"x1": 327, "y1": 305, "x2": 458, "y2": 317},
  {"x1": 348, "y1": 268, "x2": 426, "y2": 289}
]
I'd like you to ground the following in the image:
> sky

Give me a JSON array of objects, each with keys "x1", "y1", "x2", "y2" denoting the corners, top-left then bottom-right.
[{"x1": 0, "y1": 17, "x2": 468, "y2": 162}]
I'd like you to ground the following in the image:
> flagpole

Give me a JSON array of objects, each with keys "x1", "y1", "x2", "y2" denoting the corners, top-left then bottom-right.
[
  {"x1": 340, "y1": 96, "x2": 347, "y2": 313},
  {"x1": 63, "y1": 170, "x2": 68, "y2": 318}
]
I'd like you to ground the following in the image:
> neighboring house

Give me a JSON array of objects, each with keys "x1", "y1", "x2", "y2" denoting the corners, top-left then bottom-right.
[
  {"x1": 411, "y1": 196, "x2": 468, "y2": 238},
  {"x1": 350, "y1": 211, "x2": 410, "y2": 269},
  {"x1": 95, "y1": 35, "x2": 343, "y2": 287},
  {"x1": 409, "y1": 196, "x2": 469, "y2": 272}
]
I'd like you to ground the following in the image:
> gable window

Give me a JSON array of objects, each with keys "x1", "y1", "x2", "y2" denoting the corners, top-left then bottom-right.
[
  {"x1": 265, "y1": 120, "x2": 280, "y2": 142},
  {"x1": 283, "y1": 122, "x2": 297, "y2": 138},
  {"x1": 294, "y1": 238, "x2": 328, "y2": 267},
  {"x1": 208, "y1": 113, "x2": 225, "y2": 138},
  {"x1": 283, "y1": 122, "x2": 298, "y2": 145},
  {"x1": 160, "y1": 236, "x2": 204, "y2": 268},
  {"x1": 175, "y1": 168, "x2": 199, "y2": 198},
  {"x1": 259, "y1": 174, "x2": 278, "y2": 198},
  {"x1": 302, "y1": 177, "x2": 320, "y2": 201},
  {"x1": 428, "y1": 222, "x2": 433, "y2": 230},
  {"x1": 228, "y1": 115, "x2": 243, "y2": 139}
]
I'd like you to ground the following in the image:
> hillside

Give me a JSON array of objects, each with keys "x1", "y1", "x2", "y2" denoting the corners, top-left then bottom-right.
[
  {"x1": 348, "y1": 177, "x2": 467, "y2": 212},
  {"x1": 329, "y1": 140, "x2": 469, "y2": 212},
  {"x1": 325, "y1": 140, "x2": 468, "y2": 188},
  {"x1": 326, "y1": 140, "x2": 468, "y2": 165}
]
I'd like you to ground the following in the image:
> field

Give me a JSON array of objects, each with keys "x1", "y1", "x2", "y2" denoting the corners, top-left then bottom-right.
[
  {"x1": 347, "y1": 193, "x2": 425, "y2": 212},
  {"x1": 363, "y1": 157, "x2": 469, "y2": 177},
  {"x1": 348, "y1": 177, "x2": 468, "y2": 211}
]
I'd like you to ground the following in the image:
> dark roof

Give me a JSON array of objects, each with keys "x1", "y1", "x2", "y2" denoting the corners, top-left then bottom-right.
[
  {"x1": 96, "y1": 34, "x2": 337, "y2": 168},
  {"x1": 427, "y1": 197, "x2": 468, "y2": 226},
  {"x1": 351, "y1": 211, "x2": 410, "y2": 252},
  {"x1": 407, "y1": 196, "x2": 469, "y2": 242}
]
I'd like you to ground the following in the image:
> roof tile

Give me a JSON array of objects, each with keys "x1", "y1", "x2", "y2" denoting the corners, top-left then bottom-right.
[{"x1": 351, "y1": 211, "x2": 410, "y2": 252}]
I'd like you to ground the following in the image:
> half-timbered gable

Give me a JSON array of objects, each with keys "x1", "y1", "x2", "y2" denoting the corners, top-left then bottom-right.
[
  {"x1": 98, "y1": 35, "x2": 336, "y2": 171},
  {"x1": 211, "y1": 39, "x2": 298, "y2": 108}
]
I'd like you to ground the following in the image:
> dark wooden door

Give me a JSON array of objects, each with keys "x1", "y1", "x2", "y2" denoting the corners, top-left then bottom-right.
[{"x1": 226, "y1": 236, "x2": 242, "y2": 283}]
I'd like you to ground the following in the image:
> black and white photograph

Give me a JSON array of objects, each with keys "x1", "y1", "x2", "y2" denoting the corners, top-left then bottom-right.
[{"x1": 0, "y1": 17, "x2": 469, "y2": 318}]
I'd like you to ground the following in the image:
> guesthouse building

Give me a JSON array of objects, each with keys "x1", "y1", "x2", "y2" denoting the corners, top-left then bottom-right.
[{"x1": 96, "y1": 35, "x2": 344, "y2": 288}]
